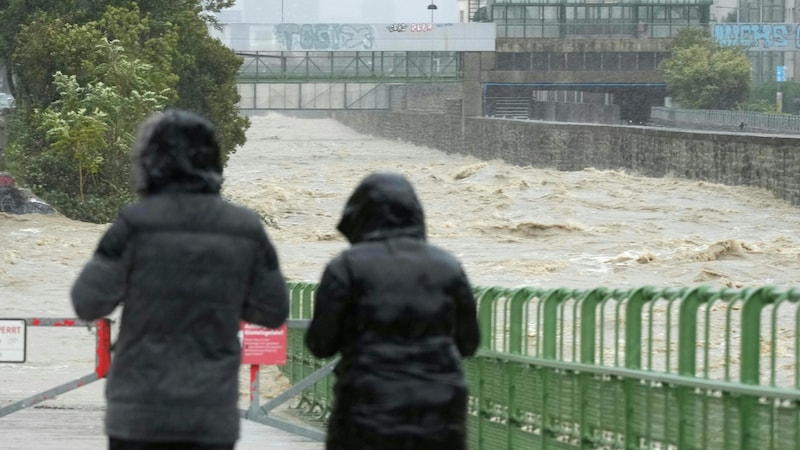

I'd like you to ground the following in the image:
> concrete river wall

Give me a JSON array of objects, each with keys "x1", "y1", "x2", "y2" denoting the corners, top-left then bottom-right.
[{"x1": 332, "y1": 100, "x2": 800, "y2": 207}]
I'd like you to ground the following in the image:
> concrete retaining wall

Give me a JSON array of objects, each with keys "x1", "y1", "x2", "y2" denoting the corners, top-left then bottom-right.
[{"x1": 332, "y1": 106, "x2": 800, "y2": 206}]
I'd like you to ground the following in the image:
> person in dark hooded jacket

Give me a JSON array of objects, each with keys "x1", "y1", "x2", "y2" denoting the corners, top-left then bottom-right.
[
  {"x1": 71, "y1": 109, "x2": 289, "y2": 450},
  {"x1": 305, "y1": 172, "x2": 480, "y2": 450}
]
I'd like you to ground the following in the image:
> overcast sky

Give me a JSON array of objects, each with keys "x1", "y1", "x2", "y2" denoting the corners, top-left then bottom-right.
[{"x1": 221, "y1": 0, "x2": 458, "y2": 23}]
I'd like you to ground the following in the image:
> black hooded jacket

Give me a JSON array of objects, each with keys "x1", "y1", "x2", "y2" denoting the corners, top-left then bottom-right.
[
  {"x1": 305, "y1": 172, "x2": 480, "y2": 449},
  {"x1": 70, "y1": 110, "x2": 289, "y2": 444}
]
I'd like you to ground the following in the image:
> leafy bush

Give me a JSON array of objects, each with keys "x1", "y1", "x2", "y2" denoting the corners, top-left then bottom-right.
[{"x1": 40, "y1": 189, "x2": 135, "y2": 224}]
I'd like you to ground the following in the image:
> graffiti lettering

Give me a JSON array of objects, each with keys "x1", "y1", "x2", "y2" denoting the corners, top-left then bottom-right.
[
  {"x1": 713, "y1": 23, "x2": 792, "y2": 49},
  {"x1": 386, "y1": 23, "x2": 433, "y2": 33},
  {"x1": 275, "y1": 23, "x2": 375, "y2": 51}
]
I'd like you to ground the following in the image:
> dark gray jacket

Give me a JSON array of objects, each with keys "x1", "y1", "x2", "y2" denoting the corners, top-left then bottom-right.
[
  {"x1": 305, "y1": 172, "x2": 480, "y2": 449},
  {"x1": 71, "y1": 110, "x2": 289, "y2": 444},
  {"x1": 71, "y1": 194, "x2": 288, "y2": 443}
]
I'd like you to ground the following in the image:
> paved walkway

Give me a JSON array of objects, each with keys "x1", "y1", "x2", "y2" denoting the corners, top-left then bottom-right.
[
  {"x1": 0, "y1": 381, "x2": 324, "y2": 450},
  {"x1": 1, "y1": 409, "x2": 324, "y2": 449}
]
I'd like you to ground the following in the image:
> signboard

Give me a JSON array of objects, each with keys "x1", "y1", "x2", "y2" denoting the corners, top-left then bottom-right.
[
  {"x1": 239, "y1": 322, "x2": 287, "y2": 365},
  {"x1": 213, "y1": 22, "x2": 496, "y2": 52},
  {"x1": 777, "y1": 65, "x2": 786, "y2": 82},
  {"x1": 0, "y1": 319, "x2": 26, "y2": 363}
]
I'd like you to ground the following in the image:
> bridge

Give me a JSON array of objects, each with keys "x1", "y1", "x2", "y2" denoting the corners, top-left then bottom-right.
[
  {"x1": 235, "y1": 49, "x2": 463, "y2": 110},
  {"x1": 225, "y1": 22, "x2": 495, "y2": 110},
  {"x1": 225, "y1": 21, "x2": 681, "y2": 119}
]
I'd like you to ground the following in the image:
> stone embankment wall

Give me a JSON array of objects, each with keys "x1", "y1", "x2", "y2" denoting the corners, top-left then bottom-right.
[{"x1": 332, "y1": 101, "x2": 800, "y2": 207}]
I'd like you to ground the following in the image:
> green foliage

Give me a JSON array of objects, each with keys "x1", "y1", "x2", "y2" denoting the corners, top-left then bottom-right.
[
  {"x1": 745, "y1": 99, "x2": 778, "y2": 114},
  {"x1": 5, "y1": 5, "x2": 172, "y2": 222},
  {"x1": 0, "y1": 1, "x2": 249, "y2": 223},
  {"x1": 173, "y1": 24, "x2": 250, "y2": 162},
  {"x1": 747, "y1": 80, "x2": 800, "y2": 115},
  {"x1": 36, "y1": 71, "x2": 168, "y2": 203},
  {"x1": 41, "y1": 189, "x2": 135, "y2": 224},
  {"x1": 666, "y1": 28, "x2": 714, "y2": 52},
  {"x1": 660, "y1": 28, "x2": 752, "y2": 110}
]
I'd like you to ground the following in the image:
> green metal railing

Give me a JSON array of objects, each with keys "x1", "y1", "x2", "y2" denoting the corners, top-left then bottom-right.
[
  {"x1": 279, "y1": 282, "x2": 800, "y2": 449},
  {"x1": 237, "y1": 51, "x2": 463, "y2": 84}
]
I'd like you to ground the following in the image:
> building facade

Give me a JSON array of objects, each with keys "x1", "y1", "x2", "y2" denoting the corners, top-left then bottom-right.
[{"x1": 712, "y1": 0, "x2": 798, "y2": 86}]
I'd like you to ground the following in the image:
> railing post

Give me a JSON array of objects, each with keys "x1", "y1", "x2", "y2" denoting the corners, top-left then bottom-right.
[
  {"x1": 477, "y1": 287, "x2": 506, "y2": 351},
  {"x1": 95, "y1": 318, "x2": 111, "y2": 378},
  {"x1": 739, "y1": 286, "x2": 776, "y2": 449},
  {"x1": 508, "y1": 287, "x2": 538, "y2": 355},
  {"x1": 248, "y1": 364, "x2": 260, "y2": 418}
]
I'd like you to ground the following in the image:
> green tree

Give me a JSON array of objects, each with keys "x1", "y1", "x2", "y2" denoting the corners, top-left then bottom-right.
[
  {"x1": 6, "y1": 6, "x2": 172, "y2": 222},
  {"x1": 134, "y1": 1, "x2": 248, "y2": 160},
  {"x1": 1, "y1": 1, "x2": 246, "y2": 155},
  {"x1": 172, "y1": 25, "x2": 249, "y2": 162},
  {"x1": 660, "y1": 28, "x2": 752, "y2": 110},
  {"x1": 0, "y1": 1, "x2": 249, "y2": 222},
  {"x1": 12, "y1": 5, "x2": 178, "y2": 108}
]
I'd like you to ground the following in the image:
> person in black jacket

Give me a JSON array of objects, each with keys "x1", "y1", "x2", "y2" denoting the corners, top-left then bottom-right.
[
  {"x1": 305, "y1": 172, "x2": 480, "y2": 450},
  {"x1": 71, "y1": 109, "x2": 289, "y2": 450}
]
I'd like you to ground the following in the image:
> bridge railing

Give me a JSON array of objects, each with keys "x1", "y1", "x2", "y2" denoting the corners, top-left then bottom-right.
[
  {"x1": 651, "y1": 106, "x2": 800, "y2": 134},
  {"x1": 279, "y1": 283, "x2": 800, "y2": 449},
  {"x1": 237, "y1": 51, "x2": 463, "y2": 83}
]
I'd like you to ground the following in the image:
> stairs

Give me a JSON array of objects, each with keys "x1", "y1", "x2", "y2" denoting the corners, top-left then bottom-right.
[{"x1": 491, "y1": 98, "x2": 530, "y2": 119}]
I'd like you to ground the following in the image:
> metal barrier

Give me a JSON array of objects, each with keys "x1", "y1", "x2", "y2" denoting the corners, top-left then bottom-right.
[
  {"x1": 280, "y1": 283, "x2": 800, "y2": 449},
  {"x1": 468, "y1": 285, "x2": 800, "y2": 449},
  {"x1": 239, "y1": 318, "x2": 331, "y2": 442},
  {"x1": 0, "y1": 318, "x2": 111, "y2": 417},
  {"x1": 651, "y1": 106, "x2": 800, "y2": 135},
  {"x1": 275, "y1": 283, "x2": 337, "y2": 424}
]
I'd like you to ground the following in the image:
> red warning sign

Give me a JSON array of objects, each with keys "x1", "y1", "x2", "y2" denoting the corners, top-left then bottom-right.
[{"x1": 239, "y1": 322, "x2": 287, "y2": 365}]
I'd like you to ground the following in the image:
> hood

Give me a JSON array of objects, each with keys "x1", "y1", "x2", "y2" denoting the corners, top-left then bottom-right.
[
  {"x1": 337, "y1": 172, "x2": 426, "y2": 244},
  {"x1": 130, "y1": 109, "x2": 223, "y2": 196}
]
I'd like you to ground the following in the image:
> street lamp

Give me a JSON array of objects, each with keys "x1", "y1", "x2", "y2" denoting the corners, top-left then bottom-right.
[{"x1": 428, "y1": 1, "x2": 438, "y2": 25}]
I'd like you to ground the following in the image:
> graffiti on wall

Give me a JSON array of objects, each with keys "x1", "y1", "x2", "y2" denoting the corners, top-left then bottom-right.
[
  {"x1": 274, "y1": 24, "x2": 375, "y2": 51},
  {"x1": 713, "y1": 23, "x2": 799, "y2": 50},
  {"x1": 387, "y1": 23, "x2": 434, "y2": 33}
]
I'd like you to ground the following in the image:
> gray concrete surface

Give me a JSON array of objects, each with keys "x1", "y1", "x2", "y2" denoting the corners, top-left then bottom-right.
[
  {"x1": 0, "y1": 408, "x2": 324, "y2": 449},
  {"x1": 0, "y1": 365, "x2": 324, "y2": 450}
]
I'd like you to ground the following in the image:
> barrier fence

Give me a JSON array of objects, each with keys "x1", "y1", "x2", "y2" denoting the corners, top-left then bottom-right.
[
  {"x1": 3, "y1": 286, "x2": 797, "y2": 448},
  {"x1": 280, "y1": 282, "x2": 800, "y2": 449},
  {"x1": 0, "y1": 318, "x2": 111, "y2": 418},
  {"x1": 650, "y1": 106, "x2": 800, "y2": 135}
]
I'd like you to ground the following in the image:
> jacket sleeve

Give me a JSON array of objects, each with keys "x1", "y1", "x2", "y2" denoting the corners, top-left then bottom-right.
[
  {"x1": 305, "y1": 256, "x2": 350, "y2": 358},
  {"x1": 451, "y1": 267, "x2": 480, "y2": 357},
  {"x1": 242, "y1": 227, "x2": 289, "y2": 328},
  {"x1": 71, "y1": 216, "x2": 131, "y2": 321}
]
